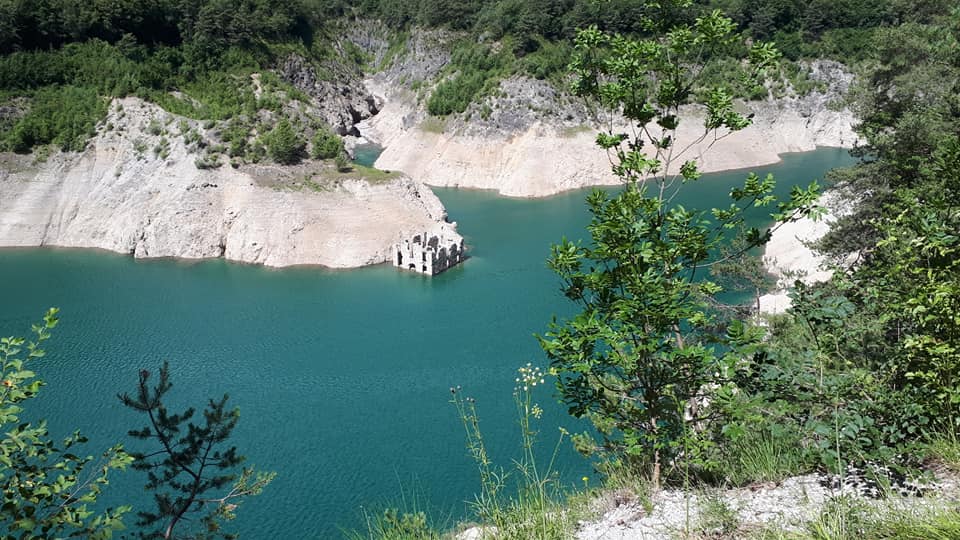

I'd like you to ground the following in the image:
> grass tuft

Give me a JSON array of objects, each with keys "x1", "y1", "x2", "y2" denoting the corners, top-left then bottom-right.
[
  {"x1": 722, "y1": 430, "x2": 809, "y2": 486},
  {"x1": 927, "y1": 432, "x2": 960, "y2": 473}
]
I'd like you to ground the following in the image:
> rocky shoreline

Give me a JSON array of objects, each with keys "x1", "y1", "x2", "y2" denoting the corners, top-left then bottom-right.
[
  {"x1": 575, "y1": 467, "x2": 960, "y2": 539},
  {"x1": 361, "y1": 51, "x2": 858, "y2": 198},
  {"x1": 0, "y1": 29, "x2": 861, "y2": 270},
  {"x1": 0, "y1": 97, "x2": 459, "y2": 269},
  {"x1": 366, "y1": 90, "x2": 857, "y2": 198}
]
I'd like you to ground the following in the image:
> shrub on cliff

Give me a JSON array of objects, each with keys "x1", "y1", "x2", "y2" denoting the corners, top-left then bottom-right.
[
  {"x1": 2, "y1": 85, "x2": 105, "y2": 153},
  {"x1": 538, "y1": 13, "x2": 800, "y2": 486},
  {"x1": 311, "y1": 129, "x2": 343, "y2": 160},
  {"x1": 263, "y1": 118, "x2": 305, "y2": 165}
]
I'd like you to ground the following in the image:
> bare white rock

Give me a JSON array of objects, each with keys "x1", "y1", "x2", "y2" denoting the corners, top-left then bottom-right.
[
  {"x1": 364, "y1": 70, "x2": 858, "y2": 198},
  {"x1": 0, "y1": 97, "x2": 459, "y2": 269},
  {"x1": 758, "y1": 190, "x2": 857, "y2": 314},
  {"x1": 576, "y1": 470, "x2": 960, "y2": 540}
]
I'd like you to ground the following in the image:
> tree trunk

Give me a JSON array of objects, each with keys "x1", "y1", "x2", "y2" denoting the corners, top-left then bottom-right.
[{"x1": 650, "y1": 416, "x2": 661, "y2": 489}]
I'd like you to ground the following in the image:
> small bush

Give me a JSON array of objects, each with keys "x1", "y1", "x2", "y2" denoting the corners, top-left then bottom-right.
[
  {"x1": 153, "y1": 137, "x2": 170, "y2": 159},
  {"x1": 720, "y1": 429, "x2": 809, "y2": 485},
  {"x1": 420, "y1": 117, "x2": 446, "y2": 134},
  {"x1": 334, "y1": 152, "x2": 351, "y2": 172},
  {"x1": 311, "y1": 129, "x2": 343, "y2": 160},
  {"x1": 262, "y1": 119, "x2": 305, "y2": 165},
  {"x1": 346, "y1": 508, "x2": 439, "y2": 540},
  {"x1": 195, "y1": 151, "x2": 221, "y2": 169},
  {"x1": 426, "y1": 42, "x2": 511, "y2": 117},
  {"x1": 427, "y1": 71, "x2": 487, "y2": 116},
  {"x1": 147, "y1": 118, "x2": 163, "y2": 135}
]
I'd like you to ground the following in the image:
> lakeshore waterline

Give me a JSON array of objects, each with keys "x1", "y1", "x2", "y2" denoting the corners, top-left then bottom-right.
[{"x1": 0, "y1": 148, "x2": 855, "y2": 537}]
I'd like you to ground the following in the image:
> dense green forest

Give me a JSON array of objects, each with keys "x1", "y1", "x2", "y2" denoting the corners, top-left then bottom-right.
[
  {"x1": 0, "y1": 0, "x2": 352, "y2": 158},
  {"x1": 2, "y1": 0, "x2": 960, "y2": 538},
  {"x1": 1, "y1": 0, "x2": 953, "y2": 154}
]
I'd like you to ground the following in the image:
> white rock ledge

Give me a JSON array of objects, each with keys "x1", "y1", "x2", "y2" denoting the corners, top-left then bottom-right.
[
  {"x1": 364, "y1": 79, "x2": 859, "y2": 198},
  {"x1": 0, "y1": 97, "x2": 460, "y2": 269}
]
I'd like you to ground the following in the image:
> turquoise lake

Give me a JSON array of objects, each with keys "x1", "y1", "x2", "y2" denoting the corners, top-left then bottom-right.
[{"x1": 0, "y1": 148, "x2": 855, "y2": 538}]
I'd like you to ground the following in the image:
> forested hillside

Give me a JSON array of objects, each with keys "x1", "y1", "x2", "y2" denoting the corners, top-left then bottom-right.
[
  {"x1": 1, "y1": 0, "x2": 952, "y2": 155},
  {"x1": 0, "y1": 0, "x2": 358, "y2": 162}
]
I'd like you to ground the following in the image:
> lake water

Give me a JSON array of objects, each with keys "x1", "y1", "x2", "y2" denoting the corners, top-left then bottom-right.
[
  {"x1": 0, "y1": 148, "x2": 854, "y2": 538},
  {"x1": 352, "y1": 142, "x2": 383, "y2": 168}
]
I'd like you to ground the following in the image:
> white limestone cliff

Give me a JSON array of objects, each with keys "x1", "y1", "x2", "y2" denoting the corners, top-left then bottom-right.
[
  {"x1": 0, "y1": 97, "x2": 459, "y2": 269},
  {"x1": 362, "y1": 60, "x2": 858, "y2": 198}
]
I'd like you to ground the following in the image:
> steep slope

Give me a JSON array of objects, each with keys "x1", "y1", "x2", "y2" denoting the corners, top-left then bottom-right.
[
  {"x1": 0, "y1": 97, "x2": 459, "y2": 268},
  {"x1": 358, "y1": 31, "x2": 858, "y2": 197}
]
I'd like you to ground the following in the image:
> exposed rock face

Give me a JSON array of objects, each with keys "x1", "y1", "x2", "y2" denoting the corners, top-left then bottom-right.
[
  {"x1": 279, "y1": 54, "x2": 381, "y2": 137},
  {"x1": 359, "y1": 34, "x2": 860, "y2": 197},
  {"x1": 365, "y1": 26, "x2": 452, "y2": 90},
  {"x1": 0, "y1": 97, "x2": 459, "y2": 269},
  {"x1": 352, "y1": 25, "x2": 454, "y2": 134},
  {"x1": 364, "y1": 81, "x2": 858, "y2": 197},
  {"x1": 455, "y1": 77, "x2": 596, "y2": 137},
  {"x1": 758, "y1": 189, "x2": 858, "y2": 314}
]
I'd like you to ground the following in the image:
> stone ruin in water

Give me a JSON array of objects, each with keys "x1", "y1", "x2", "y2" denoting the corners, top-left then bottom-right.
[{"x1": 393, "y1": 230, "x2": 465, "y2": 275}]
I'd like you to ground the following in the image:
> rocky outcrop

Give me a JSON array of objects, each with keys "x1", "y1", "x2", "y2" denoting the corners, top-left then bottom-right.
[
  {"x1": 758, "y1": 189, "x2": 858, "y2": 314},
  {"x1": 360, "y1": 38, "x2": 860, "y2": 197},
  {"x1": 278, "y1": 54, "x2": 381, "y2": 137},
  {"x1": 364, "y1": 84, "x2": 858, "y2": 197},
  {"x1": 0, "y1": 97, "x2": 459, "y2": 269}
]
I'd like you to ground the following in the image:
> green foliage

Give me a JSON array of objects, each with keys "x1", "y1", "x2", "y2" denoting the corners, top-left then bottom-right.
[
  {"x1": 449, "y1": 366, "x2": 582, "y2": 539},
  {"x1": 720, "y1": 300, "x2": 917, "y2": 475},
  {"x1": 927, "y1": 432, "x2": 960, "y2": 472},
  {"x1": 151, "y1": 71, "x2": 261, "y2": 122},
  {"x1": 311, "y1": 129, "x2": 344, "y2": 160},
  {"x1": 262, "y1": 119, "x2": 305, "y2": 165},
  {"x1": 520, "y1": 38, "x2": 572, "y2": 83},
  {"x1": 821, "y1": 14, "x2": 960, "y2": 256},
  {"x1": 717, "y1": 427, "x2": 809, "y2": 485},
  {"x1": 427, "y1": 71, "x2": 487, "y2": 116},
  {"x1": 717, "y1": 0, "x2": 903, "y2": 42},
  {"x1": 869, "y1": 198, "x2": 960, "y2": 428},
  {"x1": 334, "y1": 152, "x2": 352, "y2": 172},
  {"x1": 119, "y1": 362, "x2": 275, "y2": 540},
  {"x1": 0, "y1": 0, "x2": 316, "y2": 55},
  {"x1": 426, "y1": 42, "x2": 511, "y2": 117},
  {"x1": 696, "y1": 9, "x2": 960, "y2": 485},
  {"x1": 0, "y1": 309, "x2": 132, "y2": 539},
  {"x1": 539, "y1": 9, "x2": 816, "y2": 486},
  {"x1": 805, "y1": 497, "x2": 960, "y2": 540},
  {"x1": 195, "y1": 152, "x2": 222, "y2": 170},
  {"x1": 347, "y1": 508, "x2": 439, "y2": 540},
  {"x1": 697, "y1": 490, "x2": 740, "y2": 537},
  {"x1": 2, "y1": 85, "x2": 106, "y2": 152},
  {"x1": 360, "y1": 0, "x2": 482, "y2": 30},
  {"x1": 0, "y1": 0, "x2": 342, "y2": 154}
]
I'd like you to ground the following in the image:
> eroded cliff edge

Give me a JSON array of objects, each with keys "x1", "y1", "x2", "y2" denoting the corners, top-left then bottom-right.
[
  {"x1": 0, "y1": 97, "x2": 459, "y2": 268},
  {"x1": 355, "y1": 27, "x2": 857, "y2": 197}
]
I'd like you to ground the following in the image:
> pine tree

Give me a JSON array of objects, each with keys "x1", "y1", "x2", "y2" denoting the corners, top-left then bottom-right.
[
  {"x1": 264, "y1": 119, "x2": 304, "y2": 165},
  {"x1": 119, "y1": 362, "x2": 274, "y2": 539}
]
